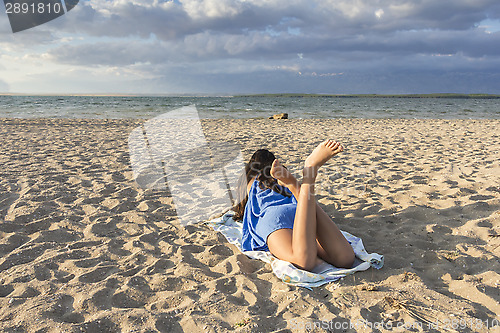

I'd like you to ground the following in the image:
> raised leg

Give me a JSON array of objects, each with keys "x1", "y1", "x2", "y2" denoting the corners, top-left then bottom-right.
[
  {"x1": 268, "y1": 140, "x2": 353, "y2": 271},
  {"x1": 276, "y1": 167, "x2": 354, "y2": 269}
]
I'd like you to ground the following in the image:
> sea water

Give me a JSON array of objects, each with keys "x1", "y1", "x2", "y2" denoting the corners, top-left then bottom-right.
[{"x1": 0, "y1": 95, "x2": 498, "y2": 119}]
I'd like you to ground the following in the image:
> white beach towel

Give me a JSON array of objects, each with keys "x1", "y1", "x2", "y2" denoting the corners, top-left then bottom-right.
[{"x1": 206, "y1": 211, "x2": 384, "y2": 288}]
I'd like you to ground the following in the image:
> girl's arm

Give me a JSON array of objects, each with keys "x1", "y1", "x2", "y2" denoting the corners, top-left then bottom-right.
[{"x1": 247, "y1": 176, "x2": 256, "y2": 196}]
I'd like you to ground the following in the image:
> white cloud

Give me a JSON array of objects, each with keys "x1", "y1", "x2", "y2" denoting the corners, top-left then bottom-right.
[
  {"x1": 0, "y1": 78, "x2": 8, "y2": 92},
  {"x1": 182, "y1": 0, "x2": 243, "y2": 19}
]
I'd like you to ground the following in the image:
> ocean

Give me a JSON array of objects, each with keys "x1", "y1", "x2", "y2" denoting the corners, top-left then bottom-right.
[{"x1": 0, "y1": 95, "x2": 499, "y2": 119}]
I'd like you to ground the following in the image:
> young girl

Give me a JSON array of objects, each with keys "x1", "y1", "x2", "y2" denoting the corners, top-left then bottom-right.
[{"x1": 233, "y1": 140, "x2": 355, "y2": 272}]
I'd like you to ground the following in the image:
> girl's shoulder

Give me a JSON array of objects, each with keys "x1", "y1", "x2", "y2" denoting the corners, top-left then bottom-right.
[{"x1": 247, "y1": 176, "x2": 257, "y2": 196}]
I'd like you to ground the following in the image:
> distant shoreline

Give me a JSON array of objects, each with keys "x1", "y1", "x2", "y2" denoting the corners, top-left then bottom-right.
[
  {"x1": 236, "y1": 93, "x2": 500, "y2": 99},
  {"x1": 1, "y1": 93, "x2": 500, "y2": 98}
]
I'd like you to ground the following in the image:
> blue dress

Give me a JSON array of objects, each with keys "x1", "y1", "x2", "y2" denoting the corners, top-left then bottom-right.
[{"x1": 241, "y1": 179, "x2": 298, "y2": 252}]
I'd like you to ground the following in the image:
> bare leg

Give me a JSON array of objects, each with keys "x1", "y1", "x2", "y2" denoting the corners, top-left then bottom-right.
[
  {"x1": 284, "y1": 181, "x2": 354, "y2": 268},
  {"x1": 315, "y1": 206, "x2": 354, "y2": 268},
  {"x1": 268, "y1": 140, "x2": 351, "y2": 271},
  {"x1": 275, "y1": 162, "x2": 354, "y2": 268}
]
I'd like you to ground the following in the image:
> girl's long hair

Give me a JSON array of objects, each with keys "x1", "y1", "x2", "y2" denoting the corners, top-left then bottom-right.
[{"x1": 232, "y1": 149, "x2": 291, "y2": 221}]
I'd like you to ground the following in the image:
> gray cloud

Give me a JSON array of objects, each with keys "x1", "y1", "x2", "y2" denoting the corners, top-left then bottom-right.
[
  {"x1": 46, "y1": 0, "x2": 500, "y2": 40},
  {"x1": 46, "y1": 26, "x2": 500, "y2": 66},
  {"x1": 2, "y1": 0, "x2": 500, "y2": 93}
]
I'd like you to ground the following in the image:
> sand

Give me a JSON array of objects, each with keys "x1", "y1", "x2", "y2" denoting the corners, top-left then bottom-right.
[{"x1": 0, "y1": 117, "x2": 499, "y2": 332}]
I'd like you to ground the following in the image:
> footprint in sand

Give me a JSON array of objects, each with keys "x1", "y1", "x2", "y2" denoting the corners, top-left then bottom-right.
[
  {"x1": 89, "y1": 287, "x2": 116, "y2": 310},
  {"x1": 127, "y1": 276, "x2": 152, "y2": 293},
  {"x1": 54, "y1": 270, "x2": 75, "y2": 283},
  {"x1": 78, "y1": 266, "x2": 119, "y2": 283},
  {"x1": 108, "y1": 239, "x2": 132, "y2": 256},
  {"x1": 144, "y1": 258, "x2": 175, "y2": 275},
  {"x1": 90, "y1": 220, "x2": 124, "y2": 238},
  {"x1": 138, "y1": 232, "x2": 159, "y2": 245},
  {"x1": 208, "y1": 244, "x2": 234, "y2": 256},
  {"x1": 111, "y1": 287, "x2": 148, "y2": 308},
  {"x1": 0, "y1": 234, "x2": 30, "y2": 255},
  {"x1": 34, "y1": 264, "x2": 54, "y2": 281},
  {"x1": 215, "y1": 277, "x2": 237, "y2": 294},
  {"x1": 10, "y1": 285, "x2": 40, "y2": 299},
  {"x1": 180, "y1": 244, "x2": 204, "y2": 253},
  {"x1": 44, "y1": 294, "x2": 85, "y2": 324},
  {"x1": 34, "y1": 229, "x2": 82, "y2": 243},
  {"x1": 155, "y1": 316, "x2": 182, "y2": 333},
  {"x1": 0, "y1": 243, "x2": 50, "y2": 273}
]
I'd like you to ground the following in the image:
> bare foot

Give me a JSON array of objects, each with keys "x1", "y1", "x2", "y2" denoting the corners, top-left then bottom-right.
[
  {"x1": 270, "y1": 159, "x2": 298, "y2": 187},
  {"x1": 303, "y1": 140, "x2": 343, "y2": 182},
  {"x1": 305, "y1": 140, "x2": 343, "y2": 168}
]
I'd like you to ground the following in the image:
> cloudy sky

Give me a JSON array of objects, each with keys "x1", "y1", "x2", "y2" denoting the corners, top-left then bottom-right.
[{"x1": 1, "y1": 0, "x2": 500, "y2": 94}]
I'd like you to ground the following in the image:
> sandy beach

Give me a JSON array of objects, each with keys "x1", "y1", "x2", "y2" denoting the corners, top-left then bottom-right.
[{"x1": 0, "y1": 117, "x2": 499, "y2": 332}]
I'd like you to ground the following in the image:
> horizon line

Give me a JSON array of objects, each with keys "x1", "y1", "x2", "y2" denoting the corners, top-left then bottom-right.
[{"x1": 1, "y1": 92, "x2": 500, "y2": 98}]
